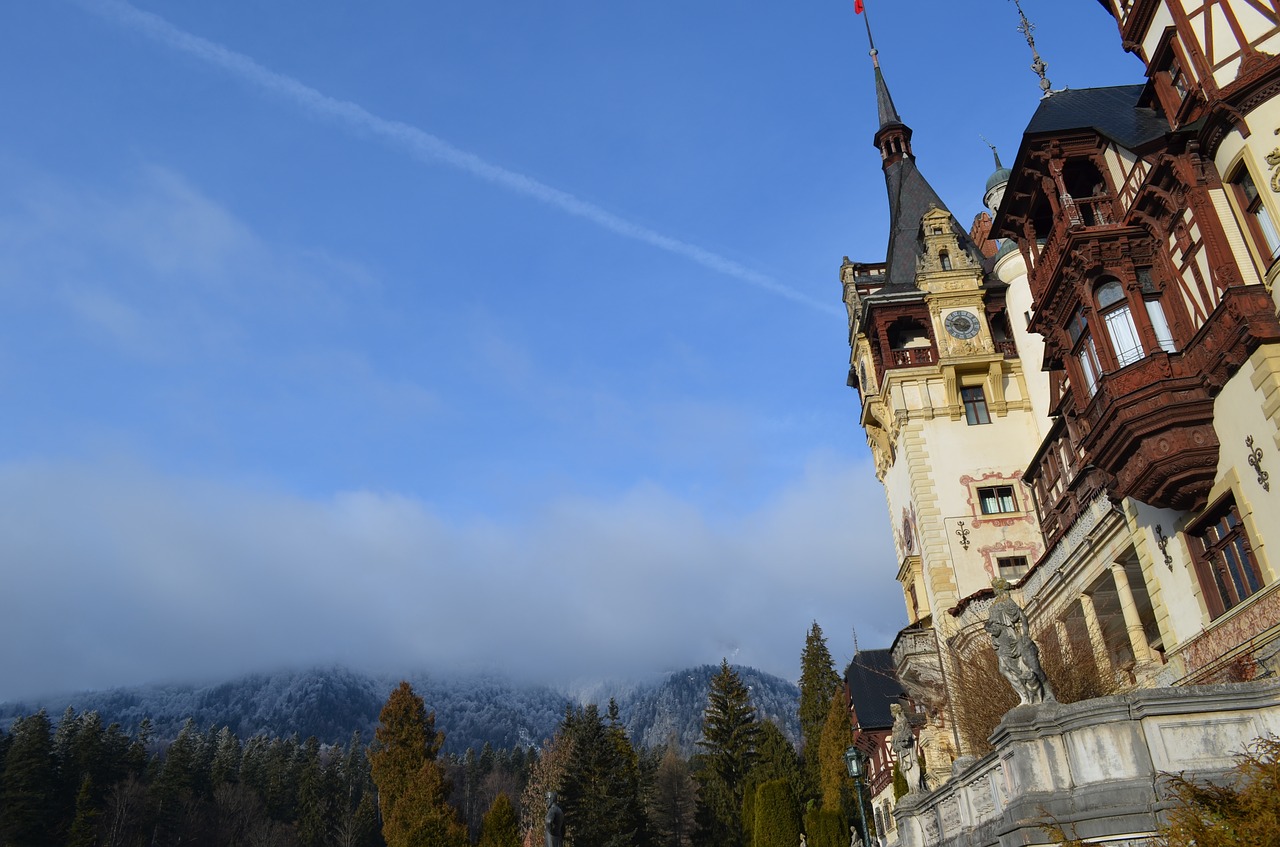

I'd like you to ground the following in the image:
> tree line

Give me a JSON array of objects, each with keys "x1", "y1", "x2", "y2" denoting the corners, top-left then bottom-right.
[{"x1": 0, "y1": 621, "x2": 862, "y2": 847}]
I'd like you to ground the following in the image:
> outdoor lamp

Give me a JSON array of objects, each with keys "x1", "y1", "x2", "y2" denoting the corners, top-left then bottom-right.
[{"x1": 844, "y1": 745, "x2": 865, "y2": 780}]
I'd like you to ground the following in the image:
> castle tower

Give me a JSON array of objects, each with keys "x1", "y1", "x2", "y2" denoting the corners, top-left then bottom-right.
[{"x1": 841, "y1": 54, "x2": 1049, "y2": 761}]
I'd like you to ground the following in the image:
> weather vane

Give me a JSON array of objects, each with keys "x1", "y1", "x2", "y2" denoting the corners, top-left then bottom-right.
[{"x1": 1011, "y1": 0, "x2": 1052, "y2": 95}]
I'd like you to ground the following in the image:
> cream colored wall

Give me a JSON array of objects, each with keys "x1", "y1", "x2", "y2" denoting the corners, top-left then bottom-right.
[
  {"x1": 1140, "y1": 5, "x2": 1177, "y2": 65},
  {"x1": 916, "y1": 410, "x2": 1046, "y2": 605},
  {"x1": 1205, "y1": 344, "x2": 1280, "y2": 579},
  {"x1": 994, "y1": 249, "x2": 1052, "y2": 432},
  {"x1": 1213, "y1": 98, "x2": 1280, "y2": 301}
]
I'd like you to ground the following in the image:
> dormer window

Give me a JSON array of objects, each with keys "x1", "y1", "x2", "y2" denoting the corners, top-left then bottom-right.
[{"x1": 939, "y1": 250, "x2": 952, "y2": 270}]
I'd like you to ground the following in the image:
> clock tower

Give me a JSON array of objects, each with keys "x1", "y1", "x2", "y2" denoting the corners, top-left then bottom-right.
[{"x1": 841, "y1": 54, "x2": 1050, "y2": 764}]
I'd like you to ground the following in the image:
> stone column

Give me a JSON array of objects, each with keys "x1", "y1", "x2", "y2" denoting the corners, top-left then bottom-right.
[
  {"x1": 1110, "y1": 562, "x2": 1154, "y2": 664},
  {"x1": 1079, "y1": 592, "x2": 1112, "y2": 673}
]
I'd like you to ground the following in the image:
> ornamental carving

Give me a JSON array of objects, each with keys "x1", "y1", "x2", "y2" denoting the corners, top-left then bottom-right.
[{"x1": 1267, "y1": 144, "x2": 1280, "y2": 193}]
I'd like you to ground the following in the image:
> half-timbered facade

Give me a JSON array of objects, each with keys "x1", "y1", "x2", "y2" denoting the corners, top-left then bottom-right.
[{"x1": 843, "y1": 1, "x2": 1280, "y2": 789}]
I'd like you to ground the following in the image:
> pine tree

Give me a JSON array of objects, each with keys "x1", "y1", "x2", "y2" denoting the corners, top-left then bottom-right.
[
  {"x1": 478, "y1": 792, "x2": 521, "y2": 847},
  {"x1": 1, "y1": 711, "x2": 58, "y2": 847},
  {"x1": 798, "y1": 622, "x2": 841, "y2": 799},
  {"x1": 559, "y1": 702, "x2": 650, "y2": 847},
  {"x1": 369, "y1": 681, "x2": 468, "y2": 847},
  {"x1": 696, "y1": 660, "x2": 761, "y2": 847}
]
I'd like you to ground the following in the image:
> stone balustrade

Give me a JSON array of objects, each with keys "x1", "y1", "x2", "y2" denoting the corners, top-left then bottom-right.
[{"x1": 892, "y1": 679, "x2": 1280, "y2": 847}]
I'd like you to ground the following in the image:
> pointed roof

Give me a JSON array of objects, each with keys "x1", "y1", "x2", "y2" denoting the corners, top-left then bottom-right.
[
  {"x1": 872, "y1": 64, "x2": 976, "y2": 290},
  {"x1": 874, "y1": 64, "x2": 901, "y2": 128}
]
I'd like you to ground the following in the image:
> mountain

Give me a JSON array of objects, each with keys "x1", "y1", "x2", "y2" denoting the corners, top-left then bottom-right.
[{"x1": 0, "y1": 665, "x2": 799, "y2": 755}]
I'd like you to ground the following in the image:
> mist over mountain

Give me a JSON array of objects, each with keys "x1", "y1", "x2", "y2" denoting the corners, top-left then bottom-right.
[{"x1": 0, "y1": 664, "x2": 799, "y2": 755}]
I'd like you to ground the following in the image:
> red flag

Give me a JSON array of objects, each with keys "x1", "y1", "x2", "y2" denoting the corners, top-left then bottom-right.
[{"x1": 855, "y1": 0, "x2": 864, "y2": 13}]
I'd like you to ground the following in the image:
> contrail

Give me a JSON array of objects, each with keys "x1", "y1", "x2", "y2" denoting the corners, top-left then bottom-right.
[{"x1": 79, "y1": 0, "x2": 841, "y2": 317}]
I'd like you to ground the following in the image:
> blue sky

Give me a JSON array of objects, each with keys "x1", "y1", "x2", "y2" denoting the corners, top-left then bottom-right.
[{"x1": 0, "y1": 1, "x2": 1142, "y2": 701}]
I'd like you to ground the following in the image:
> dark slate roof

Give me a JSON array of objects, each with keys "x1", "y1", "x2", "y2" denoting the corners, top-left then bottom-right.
[
  {"x1": 872, "y1": 63, "x2": 986, "y2": 291},
  {"x1": 843, "y1": 649, "x2": 904, "y2": 731},
  {"x1": 875, "y1": 66, "x2": 901, "y2": 128},
  {"x1": 1024, "y1": 85, "x2": 1169, "y2": 148}
]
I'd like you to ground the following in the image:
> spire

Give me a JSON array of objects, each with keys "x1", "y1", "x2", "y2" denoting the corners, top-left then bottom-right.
[
  {"x1": 874, "y1": 65, "x2": 902, "y2": 129},
  {"x1": 1011, "y1": 0, "x2": 1052, "y2": 95},
  {"x1": 858, "y1": 3, "x2": 901, "y2": 128},
  {"x1": 983, "y1": 137, "x2": 1004, "y2": 170},
  {"x1": 853, "y1": 2, "x2": 982, "y2": 288}
]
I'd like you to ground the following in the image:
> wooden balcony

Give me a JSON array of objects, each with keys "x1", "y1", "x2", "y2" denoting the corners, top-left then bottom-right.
[{"x1": 1078, "y1": 284, "x2": 1280, "y2": 510}]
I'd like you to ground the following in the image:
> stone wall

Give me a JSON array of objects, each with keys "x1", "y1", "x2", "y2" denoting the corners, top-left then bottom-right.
[{"x1": 891, "y1": 679, "x2": 1280, "y2": 847}]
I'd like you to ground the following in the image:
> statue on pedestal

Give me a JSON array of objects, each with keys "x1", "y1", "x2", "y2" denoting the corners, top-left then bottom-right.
[
  {"x1": 890, "y1": 702, "x2": 919, "y2": 793},
  {"x1": 545, "y1": 791, "x2": 564, "y2": 847},
  {"x1": 984, "y1": 579, "x2": 1055, "y2": 705}
]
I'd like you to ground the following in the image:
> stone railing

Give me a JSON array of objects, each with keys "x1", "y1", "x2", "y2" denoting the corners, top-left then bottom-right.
[{"x1": 892, "y1": 679, "x2": 1280, "y2": 847}]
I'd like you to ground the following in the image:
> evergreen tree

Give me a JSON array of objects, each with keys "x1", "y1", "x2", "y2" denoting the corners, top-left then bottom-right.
[
  {"x1": 369, "y1": 681, "x2": 467, "y2": 847},
  {"x1": 751, "y1": 779, "x2": 800, "y2": 847},
  {"x1": 803, "y1": 804, "x2": 847, "y2": 847},
  {"x1": 1, "y1": 711, "x2": 58, "y2": 847},
  {"x1": 210, "y1": 725, "x2": 242, "y2": 787},
  {"x1": 798, "y1": 622, "x2": 841, "y2": 798},
  {"x1": 817, "y1": 693, "x2": 860, "y2": 840},
  {"x1": 648, "y1": 743, "x2": 696, "y2": 847},
  {"x1": 695, "y1": 661, "x2": 761, "y2": 847},
  {"x1": 477, "y1": 792, "x2": 521, "y2": 847},
  {"x1": 559, "y1": 702, "x2": 650, "y2": 847}
]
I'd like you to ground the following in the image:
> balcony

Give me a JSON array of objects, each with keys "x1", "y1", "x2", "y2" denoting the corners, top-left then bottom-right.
[
  {"x1": 891, "y1": 625, "x2": 946, "y2": 713},
  {"x1": 890, "y1": 347, "x2": 937, "y2": 368},
  {"x1": 1078, "y1": 284, "x2": 1280, "y2": 510}
]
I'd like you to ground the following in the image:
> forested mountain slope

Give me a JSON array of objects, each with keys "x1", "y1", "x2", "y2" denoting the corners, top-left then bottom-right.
[{"x1": 0, "y1": 664, "x2": 799, "y2": 753}]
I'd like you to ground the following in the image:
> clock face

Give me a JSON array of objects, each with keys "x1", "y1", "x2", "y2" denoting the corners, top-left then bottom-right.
[{"x1": 945, "y1": 310, "x2": 980, "y2": 340}]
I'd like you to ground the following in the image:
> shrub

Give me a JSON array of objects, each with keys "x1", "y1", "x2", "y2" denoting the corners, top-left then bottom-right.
[{"x1": 1161, "y1": 735, "x2": 1280, "y2": 847}]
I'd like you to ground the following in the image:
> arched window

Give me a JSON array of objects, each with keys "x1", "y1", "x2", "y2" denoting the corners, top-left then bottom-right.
[{"x1": 1096, "y1": 279, "x2": 1143, "y2": 367}]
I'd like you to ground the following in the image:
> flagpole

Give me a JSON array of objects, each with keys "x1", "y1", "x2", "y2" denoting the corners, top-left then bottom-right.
[{"x1": 856, "y1": 0, "x2": 879, "y2": 67}]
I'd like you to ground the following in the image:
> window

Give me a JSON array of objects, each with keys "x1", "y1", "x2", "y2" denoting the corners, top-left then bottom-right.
[
  {"x1": 1189, "y1": 496, "x2": 1265, "y2": 619},
  {"x1": 997, "y1": 556, "x2": 1029, "y2": 580},
  {"x1": 1069, "y1": 307, "x2": 1102, "y2": 396},
  {"x1": 939, "y1": 250, "x2": 952, "y2": 270},
  {"x1": 961, "y1": 386, "x2": 990, "y2": 425},
  {"x1": 978, "y1": 486, "x2": 1017, "y2": 515},
  {"x1": 1169, "y1": 61, "x2": 1189, "y2": 101},
  {"x1": 1096, "y1": 280, "x2": 1144, "y2": 367},
  {"x1": 1230, "y1": 165, "x2": 1280, "y2": 264},
  {"x1": 1146, "y1": 299, "x2": 1176, "y2": 353}
]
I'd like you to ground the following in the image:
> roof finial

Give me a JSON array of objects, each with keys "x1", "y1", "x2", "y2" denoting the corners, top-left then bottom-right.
[
  {"x1": 1010, "y1": 0, "x2": 1052, "y2": 96},
  {"x1": 980, "y1": 135, "x2": 1003, "y2": 169},
  {"x1": 855, "y1": 0, "x2": 875, "y2": 68}
]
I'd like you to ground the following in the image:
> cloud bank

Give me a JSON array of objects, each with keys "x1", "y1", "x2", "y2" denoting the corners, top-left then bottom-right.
[{"x1": 0, "y1": 455, "x2": 899, "y2": 702}]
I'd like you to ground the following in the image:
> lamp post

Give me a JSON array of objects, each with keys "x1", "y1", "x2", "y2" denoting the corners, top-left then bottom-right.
[{"x1": 844, "y1": 745, "x2": 873, "y2": 847}]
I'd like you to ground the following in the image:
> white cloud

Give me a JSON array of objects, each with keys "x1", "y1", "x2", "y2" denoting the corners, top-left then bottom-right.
[{"x1": 0, "y1": 455, "x2": 900, "y2": 701}]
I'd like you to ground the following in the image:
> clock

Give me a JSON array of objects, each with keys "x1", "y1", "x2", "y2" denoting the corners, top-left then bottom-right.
[{"x1": 945, "y1": 310, "x2": 981, "y2": 340}]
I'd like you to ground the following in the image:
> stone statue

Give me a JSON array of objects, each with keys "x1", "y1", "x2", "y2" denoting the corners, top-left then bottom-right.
[
  {"x1": 545, "y1": 791, "x2": 564, "y2": 847},
  {"x1": 849, "y1": 826, "x2": 863, "y2": 847},
  {"x1": 890, "y1": 702, "x2": 919, "y2": 793},
  {"x1": 984, "y1": 579, "x2": 1056, "y2": 705}
]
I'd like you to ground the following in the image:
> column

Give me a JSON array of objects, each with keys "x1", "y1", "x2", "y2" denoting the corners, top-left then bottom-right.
[
  {"x1": 1079, "y1": 592, "x2": 1113, "y2": 673},
  {"x1": 1110, "y1": 562, "x2": 1154, "y2": 665}
]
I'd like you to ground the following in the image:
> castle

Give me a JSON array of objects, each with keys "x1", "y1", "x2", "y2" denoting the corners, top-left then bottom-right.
[{"x1": 842, "y1": 1, "x2": 1280, "y2": 842}]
